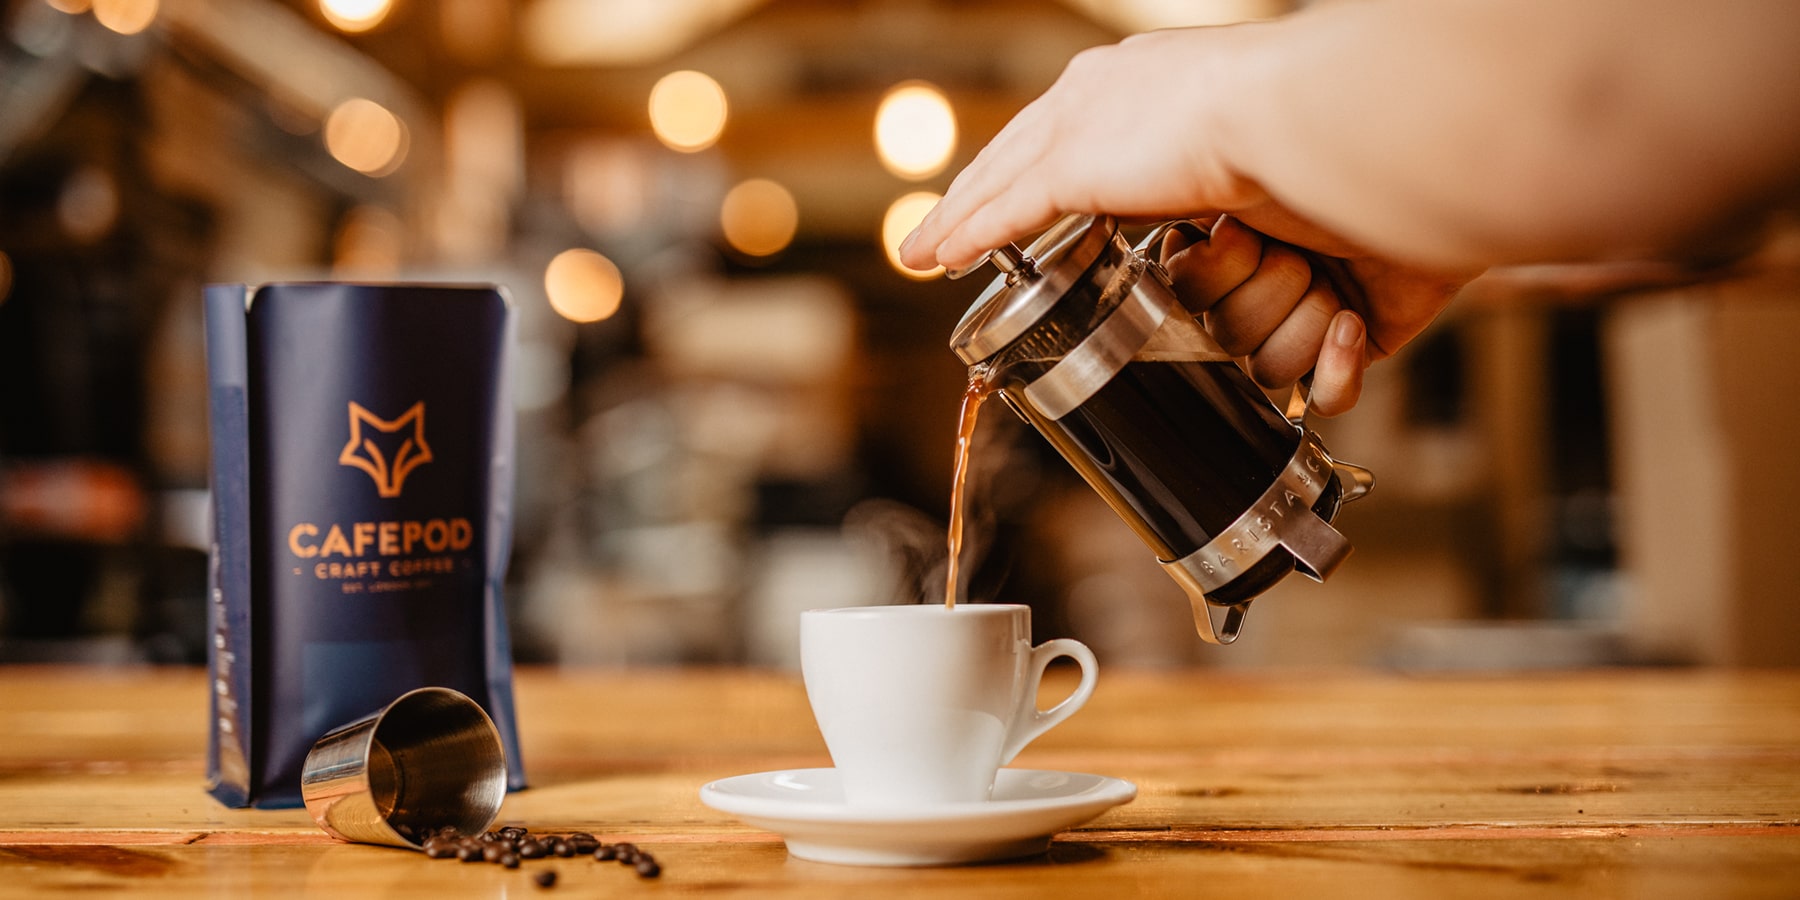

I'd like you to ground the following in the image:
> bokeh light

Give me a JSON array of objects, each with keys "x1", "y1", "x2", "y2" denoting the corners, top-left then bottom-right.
[
  {"x1": 45, "y1": 0, "x2": 92, "y2": 14},
  {"x1": 332, "y1": 205, "x2": 404, "y2": 276},
  {"x1": 720, "y1": 178, "x2": 799, "y2": 258},
  {"x1": 57, "y1": 166, "x2": 119, "y2": 243},
  {"x1": 15, "y1": 5, "x2": 75, "y2": 57},
  {"x1": 874, "y1": 81, "x2": 956, "y2": 180},
  {"x1": 881, "y1": 191, "x2": 942, "y2": 280},
  {"x1": 648, "y1": 70, "x2": 727, "y2": 153},
  {"x1": 92, "y1": 0, "x2": 157, "y2": 35},
  {"x1": 320, "y1": 0, "x2": 391, "y2": 33},
  {"x1": 0, "y1": 250, "x2": 13, "y2": 307},
  {"x1": 324, "y1": 97, "x2": 408, "y2": 176},
  {"x1": 545, "y1": 248, "x2": 624, "y2": 323}
]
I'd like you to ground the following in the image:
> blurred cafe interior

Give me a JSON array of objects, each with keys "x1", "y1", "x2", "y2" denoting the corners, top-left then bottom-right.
[{"x1": 3, "y1": 0, "x2": 1799, "y2": 673}]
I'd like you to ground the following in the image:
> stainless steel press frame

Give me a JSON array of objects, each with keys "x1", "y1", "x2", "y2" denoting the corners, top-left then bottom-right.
[{"x1": 949, "y1": 216, "x2": 1373, "y2": 644}]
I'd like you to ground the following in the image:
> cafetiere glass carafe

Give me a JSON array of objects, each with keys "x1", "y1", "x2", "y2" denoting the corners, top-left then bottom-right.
[{"x1": 948, "y1": 214, "x2": 1374, "y2": 643}]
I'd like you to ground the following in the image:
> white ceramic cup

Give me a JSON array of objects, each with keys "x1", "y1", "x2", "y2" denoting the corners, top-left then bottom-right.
[{"x1": 800, "y1": 604, "x2": 1098, "y2": 808}]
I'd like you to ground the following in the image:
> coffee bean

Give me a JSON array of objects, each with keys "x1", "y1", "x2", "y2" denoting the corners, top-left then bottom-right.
[{"x1": 411, "y1": 823, "x2": 673, "y2": 880}]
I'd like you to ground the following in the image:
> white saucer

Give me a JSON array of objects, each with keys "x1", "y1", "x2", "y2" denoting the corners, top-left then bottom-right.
[{"x1": 698, "y1": 768, "x2": 1136, "y2": 867}]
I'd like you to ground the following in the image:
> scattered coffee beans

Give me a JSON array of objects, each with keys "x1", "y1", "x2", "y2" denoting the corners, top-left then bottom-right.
[{"x1": 412, "y1": 825, "x2": 663, "y2": 883}]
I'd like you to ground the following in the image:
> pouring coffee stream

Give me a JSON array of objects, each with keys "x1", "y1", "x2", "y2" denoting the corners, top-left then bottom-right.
[
  {"x1": 943, "y1": 374, "x2": 991, "y2": 609},
  {"x1": 943, "y1": 215, "x2": 1374, "y2": 644}
]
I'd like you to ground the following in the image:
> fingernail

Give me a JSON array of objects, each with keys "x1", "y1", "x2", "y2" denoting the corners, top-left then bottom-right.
[
  {"x1": 899, "y1": 227, "x2": 921, "y2": 258},
  {"x1": 1332, "y1": 311, "x2": 1364, "y2": 348}
]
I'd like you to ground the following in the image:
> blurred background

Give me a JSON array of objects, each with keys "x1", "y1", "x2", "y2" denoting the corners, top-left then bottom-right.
[{"x1": 2, "y1": 0, "x2": 1798, "y2": 671}]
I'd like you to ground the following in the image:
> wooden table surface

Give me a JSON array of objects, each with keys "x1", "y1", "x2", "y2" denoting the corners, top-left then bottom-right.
[{"x1": 2, "y1": 665, "x2": 1798, "y2": 897}]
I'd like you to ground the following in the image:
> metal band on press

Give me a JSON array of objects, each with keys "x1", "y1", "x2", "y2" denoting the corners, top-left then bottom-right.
[
  {"x1": 1161, "y1": 431, "x2": 1351, "y2": 596},
  {"x1": 1021, "y1": 271, "x2": 1173, "y2": 420}
]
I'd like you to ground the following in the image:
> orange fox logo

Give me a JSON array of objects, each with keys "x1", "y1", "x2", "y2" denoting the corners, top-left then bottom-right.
[{"x1": 338, "y1": 402, "x2": 433, "y2": 498}]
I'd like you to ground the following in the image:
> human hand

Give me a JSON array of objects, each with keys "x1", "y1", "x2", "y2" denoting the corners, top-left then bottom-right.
[
  {"x1": 1164, "y1": 209, "x2": 1477, "y2": 416},
  {"x1": 897, "y1": 26, "x2": 1477, "y2": 415},
  {"x1": 898, "y1": 28, "x2": 1265, "y2": 274}
]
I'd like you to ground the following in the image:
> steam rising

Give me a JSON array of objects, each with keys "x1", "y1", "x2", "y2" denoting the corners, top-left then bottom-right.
[{"x1": 842, "y1": 393, "x2": 1023, "y2": 605}]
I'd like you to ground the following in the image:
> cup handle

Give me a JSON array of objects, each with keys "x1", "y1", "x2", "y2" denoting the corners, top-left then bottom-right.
[{"x1": 999, "y1": 638, "x2": 1098, "y2": 765}]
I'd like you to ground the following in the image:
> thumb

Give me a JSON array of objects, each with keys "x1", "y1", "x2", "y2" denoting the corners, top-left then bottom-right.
[{"x1": 1308, "y1": 309, "x2": 1367, "y2": 417}]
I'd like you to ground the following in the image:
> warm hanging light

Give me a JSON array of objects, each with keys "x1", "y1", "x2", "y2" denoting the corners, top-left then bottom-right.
[
  {"x1": 320, "y1": 0, "x2": 393, "y2": 33},
  {"x1": 720, "y1": 178, "x2": 799, "y2": 258},
  {"x1": 874, "y1": 81, "x2": 956, "y2": 180},
  {"x1": 545, "y1": 248, "x2": 624, "y2": 323},
  {"x1": 92, "y1": 0, "x2": 158, "y2": 34},
  {"x1": 882, "y1": 192, "x2": 942, "y2": 280},
  {"x1": 648, "y1": 70, "x2": 727, "y2": 153},
  {"x1": 324, "y1": 97, "x2": 408, "y2": 176}
]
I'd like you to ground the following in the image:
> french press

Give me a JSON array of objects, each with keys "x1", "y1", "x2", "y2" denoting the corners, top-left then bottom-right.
[{"x1": 947, "y1": 214, "x2": 1374, "y2": 644}]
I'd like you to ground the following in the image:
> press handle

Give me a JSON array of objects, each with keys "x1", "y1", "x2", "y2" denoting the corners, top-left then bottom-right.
[
  {"x1": 1332, "y1": 458, "x2": 1376, "y2": 503},
  {"x1": 1132, "y1": 219, "x2": 1213, "y2": 265},
  {"x1": 1136, "y1": 221, "x2": 1350, "y2": 435}
]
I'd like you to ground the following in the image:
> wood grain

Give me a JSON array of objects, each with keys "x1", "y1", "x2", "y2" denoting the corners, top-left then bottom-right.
[{"x1": 1, "y1": 666, "x2": 1797, "y2": 897}]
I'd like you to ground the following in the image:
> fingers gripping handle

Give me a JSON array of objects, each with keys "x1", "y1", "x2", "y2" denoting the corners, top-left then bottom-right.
[
  {"x1": 1000, "y1": 638, "x2": 1098, "y2": 765},
  {"x1": 1133, "y1": 219, "x2": 1213, "y2": 263}
]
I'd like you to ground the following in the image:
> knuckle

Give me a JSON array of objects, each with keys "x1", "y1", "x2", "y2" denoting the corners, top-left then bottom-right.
[
  {"x1": 1207, "y1": 228, "x2": 1265, "y2": 280},
  {"x1": 1167, "y1": 245, "x2": 1257, "y2": 305},
  {"x1": 1205, "y1": 313, "x2": 1260, "y2": 357},
  {"x1": 1296, "y1": 283, "x2": 1343, "y2": 323},
  {"x1": 1259, "y1": 246, "x2": 1313, "y2": 295},
  {"x1": 1248, "y1": 350, "x2": 1309, "y2": 389},
  {"x1": 1062, "y1": 45, "x2": 1117, "y2": 79}
]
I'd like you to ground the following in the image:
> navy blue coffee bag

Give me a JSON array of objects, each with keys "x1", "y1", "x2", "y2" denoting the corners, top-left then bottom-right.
[{"x1": 204, "y1": 282, "x2": 526, "y2": 808}]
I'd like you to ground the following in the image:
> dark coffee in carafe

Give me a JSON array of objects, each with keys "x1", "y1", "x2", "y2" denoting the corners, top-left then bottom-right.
[{"x1": 998, "y1": 358, "x2": 1344, "y2": 607}]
